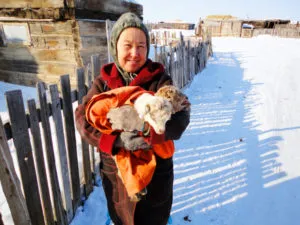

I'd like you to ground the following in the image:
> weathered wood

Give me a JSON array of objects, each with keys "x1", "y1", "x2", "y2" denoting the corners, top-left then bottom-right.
[
  {"x1": 80, "y1": 36, "x2": 107, "y2": 49},
  {"x1": 27, "y1": 100, "x2": 55, "y2": 225},
  {"x1": 37, "y1": 82, "x2": 67, "y2": 225},
  {"x1": 0, "y1": 60, "x2": 76, "y2": 75},
  {"x1": 60, "y1": 75, "x2": 81, "y2": 212},
  {"x1": 74, "y1": 0, "x2": 143, "y2": 19},
  {"x1": 29, "y1": 21, "x2": 73, "y2": 36},
  {"x1": 76, "y1": 68, "x2": 93, "y2": 196},
  {"x1": 0, "y1": 8, "x2": 74, "y2": 20},
  {"x1": 85, "y1": 63, "x2": 92, "y2": 89},
  {"x1": 31, "y1": 49, "x2": 78, "y2": 63},
  {"x1": 0, "y1": 48, "x2": 77, "y2": 63},
  {"x1": 77, "y1": 20, "x2": 106, "y2": 36},
  {"x1": 0, "y1": 116, "x2": 32, "y2": 225},
  {"x1": 0, "y1": 0, "x2": 64, "y2": 8},
  {"x1": 49, "y1": 84, "x2": 73, "y2": 223},
  {"x1": 79, "y1": 48, "x2": 107, "y2": 66},
  {"x1": 106, "y1": 19, "x2": 114, "y2": 63},
  {"x1": 5, "y1": 90, "x2": 44, "y2": 225},
  {"x1": 91, "y1": 54, "x2": 101, "y2": 80},
  {"x1": 31, "y1": 36, "x2": 75, "y2": 49}
]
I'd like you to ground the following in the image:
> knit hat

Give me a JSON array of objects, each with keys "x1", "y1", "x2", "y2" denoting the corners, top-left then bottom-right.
[{"x1": 109, "y1": 12, "x2": 150, "y2": 83}]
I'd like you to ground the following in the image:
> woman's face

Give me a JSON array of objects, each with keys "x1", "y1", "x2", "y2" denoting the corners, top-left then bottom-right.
[{"x1": 117, "y1": 27, "x2": 147, "y2": 73}]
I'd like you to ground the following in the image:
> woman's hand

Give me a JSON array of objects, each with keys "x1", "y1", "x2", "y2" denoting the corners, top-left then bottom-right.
[{"x1": 114, "y1": 131, "x2": 151, "y2": 151}]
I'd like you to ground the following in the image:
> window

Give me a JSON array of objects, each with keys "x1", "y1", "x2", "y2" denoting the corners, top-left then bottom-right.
[{"x1": 0, "y1": 23, "x2": 31, "y2": 46}]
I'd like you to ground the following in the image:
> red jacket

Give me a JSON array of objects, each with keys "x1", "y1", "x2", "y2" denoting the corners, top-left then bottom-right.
[
  {"x1": 75, "y1": 59, "x2": 190, "y2": 155},
  {"x1": 85, "y1": 86, "x2": 175, "y2": 196}
]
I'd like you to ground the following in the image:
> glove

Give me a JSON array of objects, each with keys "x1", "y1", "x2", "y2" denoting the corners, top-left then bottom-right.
[
  {"x1": 114, "y1": 131, "x2": 151, "y2": 151},
  {"x1": 107, "y1": 105, "x2": 144, "y2": 132}
]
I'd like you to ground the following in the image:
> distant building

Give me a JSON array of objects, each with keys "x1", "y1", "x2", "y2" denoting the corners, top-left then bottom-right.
[
  {"x1": 147, "y1": 20, "x2": 195, "y2": 31},
  {"x1": 0, "y1": 0, "x2": 143, "y2": 87},
  {"x1": 197, "y1": 15, "x2": 291, "y2": 38}
]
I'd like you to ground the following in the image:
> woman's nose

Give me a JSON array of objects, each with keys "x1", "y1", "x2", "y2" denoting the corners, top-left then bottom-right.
[{"x1": 130, "y1": 47, "x2": 140, "y2": 57}]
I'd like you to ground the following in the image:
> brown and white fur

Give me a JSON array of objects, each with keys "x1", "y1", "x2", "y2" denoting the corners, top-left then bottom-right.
[
  {"x1": 134, "y1": 93, "x2": 173, "y2": 135},
  {"x1": 108, "y1": 85, "x2": 190, "y2": 201},
  {"x1": 134, "y1": 85, "x2": 190, "y2": 134}
]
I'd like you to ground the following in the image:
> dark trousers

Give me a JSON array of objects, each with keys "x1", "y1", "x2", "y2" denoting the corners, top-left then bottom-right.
[{"x1": 100, "y1": 151, "x2": 174, "y2": 225}]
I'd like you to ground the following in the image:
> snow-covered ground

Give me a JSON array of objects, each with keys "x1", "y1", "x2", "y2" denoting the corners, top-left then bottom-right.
[{"x1": 1, "y1": 35, "x2": 300, "y2": 225}]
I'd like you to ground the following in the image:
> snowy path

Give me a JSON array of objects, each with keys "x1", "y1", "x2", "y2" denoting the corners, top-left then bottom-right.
[{"x1": 172, "y1": 36, "x2": 300, "y2": 225}]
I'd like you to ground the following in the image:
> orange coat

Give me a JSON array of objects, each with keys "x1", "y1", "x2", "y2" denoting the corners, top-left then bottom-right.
[{"x1": 85, "y1": 86, "x2": 174, "y2": 197}]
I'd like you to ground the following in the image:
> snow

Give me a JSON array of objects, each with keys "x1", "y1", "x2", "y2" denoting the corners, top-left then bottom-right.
[{"x1": 1, "y1": 35, "x2": 300, "y2": 225}]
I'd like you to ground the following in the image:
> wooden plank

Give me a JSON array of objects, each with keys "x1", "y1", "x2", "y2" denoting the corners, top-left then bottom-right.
[
  {"x1": 29, "y1": 21, "x2": 73, "y2": 35},
  {"x1": 80, "y1": 36, "x2": 107, "y2": 49},
  {"x1": 27, "y1": 100, "x2": 55, "y2": 225},
  {"x1": 0, "y1": 60, "x2": 76, "y2": 75},
  {"x1": 0, "y1": 48, "x2": 77, "y2": 64},
  {"x1": 106, "y1": 19, "x2": 113, "y2": 63},
  {"x1": 31, "y1": 49, "x2": 77, "y2": 63},
  {"x1": 5, "y1": 90, "x2": 44, "y2": 225},
  {"x1": 31, "y1": 36, "x2": 75, "y2": 50},
  {"x1": 77, "y1": 20, "x2": 106, "y2": 37},
  {"x1": 37, "y1": 82, "x2": 67, "y2": 225},
  {"x1": 91, "y1": 54, "x2": 101, "y2": 80},
  {"x1": 76, "y1": 68, "x2": 93, "y2": 196},
  {"x1": 0, "y1": 0, "x2": 64, "y2": 8},
  {"x1": 79, "y1": 48, "x2": 107, "y2": 66},
  {"x1": 186, "y1": 40, "x2": 191, "y2": 83},
  {"x1": 0, "y1": 116, "x2": 32, "y2": 225},
  {"x1": 85, "y1": 63, "x2": 92, "y2": 89},
  {"x1": 0, "y1": 8, "x2": 73, "y2": 20},
  {"x1": 60, "y1": 75, "x2": 81, "y2": 212},
  {"x1": 49, "y1": 84, "x2": 73, "y2": 223}
]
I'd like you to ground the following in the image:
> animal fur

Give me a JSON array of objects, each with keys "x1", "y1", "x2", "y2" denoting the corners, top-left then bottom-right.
[
  {"x1": 134, "y1": 93, "x2": 173, "y2": 135},
  {"x1": 155, "y1": 85, "x2": 191, "y2": 113},
  {"x1": 107, "y1": 85, "x2": 190, "y2": 202}
]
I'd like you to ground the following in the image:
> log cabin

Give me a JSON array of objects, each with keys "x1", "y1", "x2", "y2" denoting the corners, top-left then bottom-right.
[{"x1": 0, "y1": 0, "x2": 143, "y2": 87}]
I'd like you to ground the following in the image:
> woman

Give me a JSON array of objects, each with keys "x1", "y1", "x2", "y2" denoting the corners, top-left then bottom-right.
[{"x1": 75, "y1": 12, "x2": 190, "y2": 225}]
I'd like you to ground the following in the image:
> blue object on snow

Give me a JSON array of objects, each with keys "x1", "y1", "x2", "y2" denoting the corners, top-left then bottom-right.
[{"x1": 168, "y1": 216, "x2": 173, "y2": 224}]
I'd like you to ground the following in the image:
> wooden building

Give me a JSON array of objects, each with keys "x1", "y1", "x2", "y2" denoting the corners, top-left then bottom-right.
[
  {"x1": 0, "y1": 0, "x2": 143, "y2": 87},
  {"x1": 147, "y1": 20, "x2": 195, "y2": 31},
  {"x1": 197, "y1": 15, "x2": 242, "y2": 37},
  {"x1": 197, "y1": 15, "x2": 292, "y2": 38}
]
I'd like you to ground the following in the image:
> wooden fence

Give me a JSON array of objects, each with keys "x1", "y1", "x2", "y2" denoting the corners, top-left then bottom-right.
[
  {"x1": 153, "y1": 32, "x2": 212, "y2": 89},
  {"x1": 252, "y1": 27, "x2": 300, "y2": 38},
  {"x1": 0, "y1": 33, "x2": 212, "y2": 225}
]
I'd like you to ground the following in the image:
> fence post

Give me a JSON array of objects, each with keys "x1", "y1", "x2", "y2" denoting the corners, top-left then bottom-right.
[
  {"x1": 5, "y1": 90, "x2": 45, "y2": 225},
  {"x1": 60, "y1": 75, "x2": 81, "y2": 212},
  {"x1": 37, "y1": 82, "x2": 67, "y2": 225},
  {"x1": 76, "y1": 68, "x2": 93, "y2": 197},
  {"x1": 186, "y1": 40, "x2": 191, "y2": 83},
  {"x1": 106, "y1": 19, "x2": 113, "y2": 63},
  {"x1": 27, "y1": 100, "x2": 55, "y2": 225},
  {"x1": 0, "y1": 116, "x2": 32, "y2": 225},
  {"x1": 49, "y1": 84, "x2": 73, "y2": 223}
]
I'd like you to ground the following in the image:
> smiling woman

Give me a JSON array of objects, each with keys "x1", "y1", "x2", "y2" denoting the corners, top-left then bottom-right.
[
  {"x1": 117, "y1": 28, "x2": 147, "y2": 73},
  {"x1": 75, "y1": 12, "x2": 190, "y2": 225}
]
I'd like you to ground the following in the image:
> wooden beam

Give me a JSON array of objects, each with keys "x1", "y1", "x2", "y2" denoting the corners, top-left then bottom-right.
[{"x1": 0, "y1": 116, "x2": 32, "y2": 225}]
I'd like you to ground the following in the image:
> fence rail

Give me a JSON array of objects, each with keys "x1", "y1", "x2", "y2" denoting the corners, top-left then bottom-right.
[{"x1": 0, "y1": 32, "x2": 212, "y2": 225}]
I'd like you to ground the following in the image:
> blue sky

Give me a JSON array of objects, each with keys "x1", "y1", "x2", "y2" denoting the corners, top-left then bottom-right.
[{"x1": 138, "y1": 0, "x2": 300, "y2": 23}]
